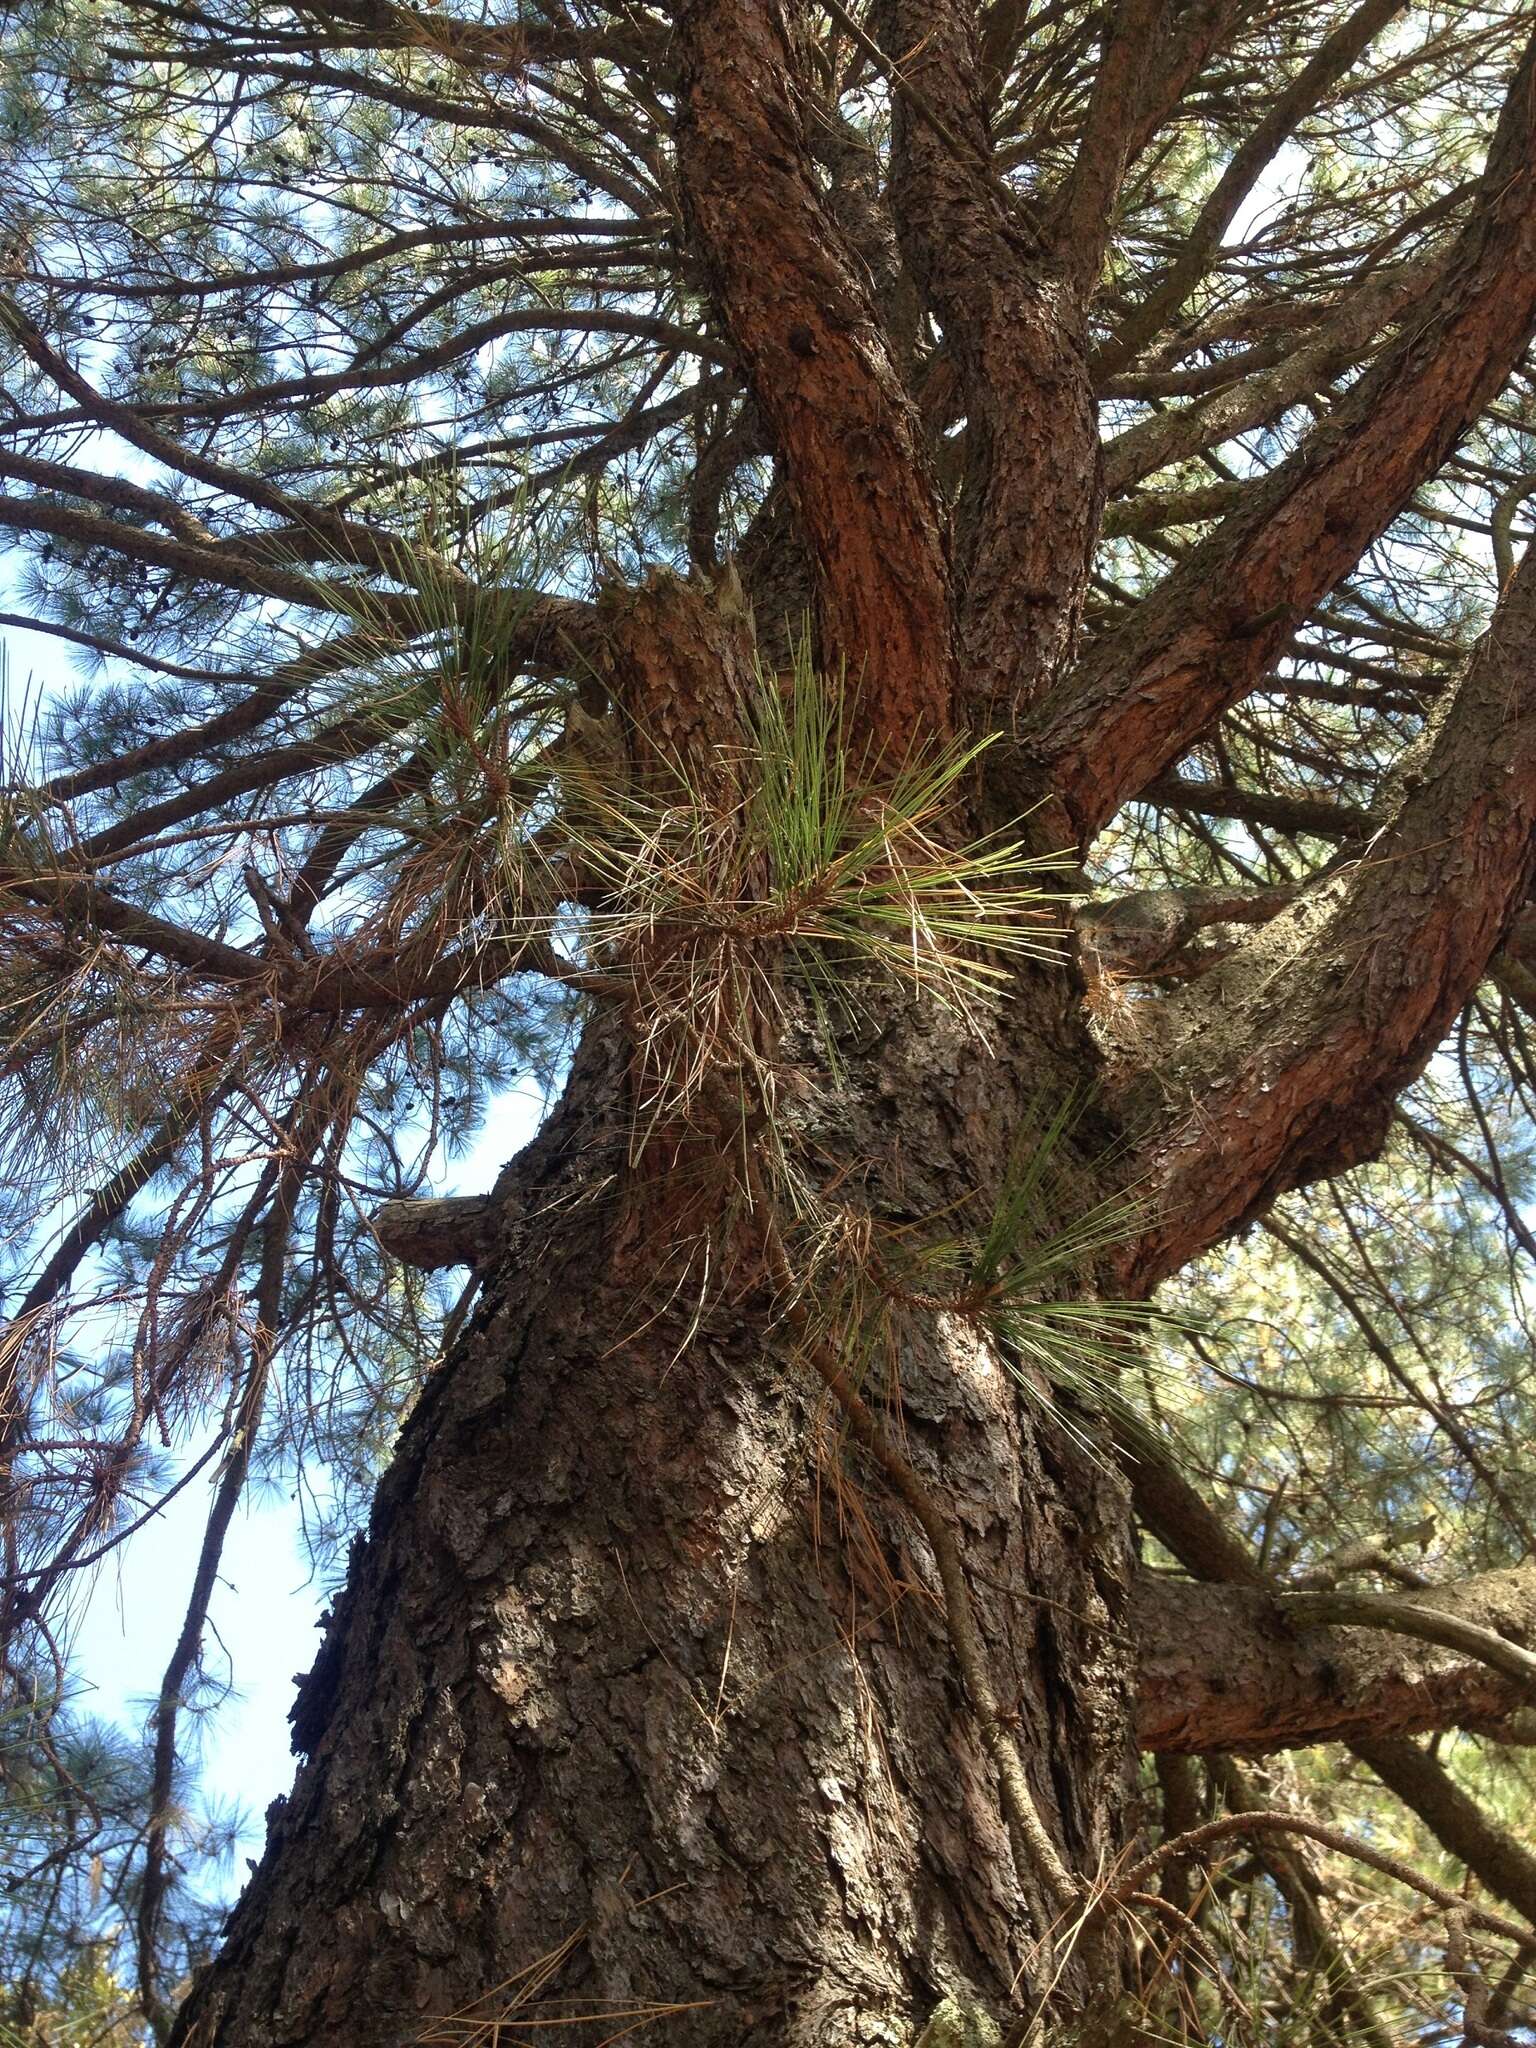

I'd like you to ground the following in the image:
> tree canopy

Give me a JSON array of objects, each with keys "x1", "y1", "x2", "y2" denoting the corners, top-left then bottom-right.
[{"x1": 6, "y1": 0, "x2": 1536, "y2": 2041}]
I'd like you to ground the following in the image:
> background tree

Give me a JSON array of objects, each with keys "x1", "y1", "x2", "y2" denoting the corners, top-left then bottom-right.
[{"x1": 5, "y1": 0, "x2": 1536, "y2": 2041}]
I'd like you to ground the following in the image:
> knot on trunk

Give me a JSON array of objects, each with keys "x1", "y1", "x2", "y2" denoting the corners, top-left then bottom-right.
[{"x1": 914, "y1": 1997, "x2": 1003, "y2": 2047}]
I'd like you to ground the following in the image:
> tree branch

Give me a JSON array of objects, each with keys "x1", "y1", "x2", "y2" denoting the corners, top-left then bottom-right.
[
  {"x1": 1123, "y1": 1422, "x2": 1536, "y2": 1923},
  {"x1": 1047, "y1": 0, "x2": 1171, "y2": 292},
  {"x1": 1033, "y1": 23, "x2": 1536, "y2": 840},
  {"x1": 1353, "y1": 1737, "x2": 1536, "y2": 1929},
  {"x1": 672, "y1": 0, "x2": 953, "y2": 751},
  {"x1": 1136, "y1": 772, "x2": 1376, "y2": 841},
  {"x1": 1134, "y1": 1562, "x2": 1536, "y2": 1813},
  {"x1": 370, "y1": 1194, "x2": 501, "y2": 1269},
  {"x1": 877, "y1": 0, "x2": 1101, "y2": 723},
  {"x1": 1120, "y1": 545, "x2": 1536, "y2": 1288},
  {"x1": 1101, "y1": 259, "x2": 1438, "y2": 496},
  {"x1": 1097, "y1": 0, "x2": 1409, "y2": 373}
]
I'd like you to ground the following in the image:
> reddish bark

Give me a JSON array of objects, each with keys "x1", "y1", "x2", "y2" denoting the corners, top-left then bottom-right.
[
  {"x1": 108, "y1": 12, "x2": 1536, "y2": 2045},
  {"x1": 1034, "y1": 24, "x2": 1536, "y2": 840},
  {"x1": 879, "y1": 0, "x2": 1103, "y2": 726},
  {"x1": 673, "y1": 0, "x2": 955, "y2": 756}
]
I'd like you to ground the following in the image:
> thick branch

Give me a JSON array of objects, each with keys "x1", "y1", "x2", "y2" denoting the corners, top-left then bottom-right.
[
  {"x1": 1034, "y1": 25, "x2": 1536, "y2": 840},
  {"x1": 371, "y1": 1195, "x2": 501, "y2": 1269},
  {"x1": 1137, "y1": 772, "x2": 1375, "y2": 840},
  {"x1": 1048, "y1": 0, "x2": 1171, "y2": 293},
  {"x1": 878, "y1": 0, "x2": 1101, "y2": 720},
  {"x1": 1113, "y1": 0, "x2": 1250, "y2": 174},
  {"x1": 1075, "y1": 881, "x2": 1297, "y2": 979},
  {"x1": 672, "y1": 0, "x2": 953, "y2": 750},
  {"x1": 1122, "y1": 546, "x2": 1536, "y2": 1288},
  {"x1": 1124, "y1": 1424, "x2": 1536, "y2": 1924},
  {"x1": 1135, "y1": 1565, "x2": 1536, "y2": 1754}
]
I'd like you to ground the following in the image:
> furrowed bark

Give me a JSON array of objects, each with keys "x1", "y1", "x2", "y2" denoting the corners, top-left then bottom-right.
[
  {"x1": 672, "y1": 0, "x2": 954, "y2": 751},
  {"x1": 171, "y1": 584, "x2": 1140, "y2": 2048},
  {"x1": 878, "y1": 0, "x2": 1102, "y2": 727},
  {"x1": 1120, "y1": 546, "x2": 1536, "y2": 1289},
  {"x1": 1033, "y1": 24, "x2": 1536, "y2": 841},
  {"x1": 22, "y1": 5, "x2": 1536, "y2": 2041}
]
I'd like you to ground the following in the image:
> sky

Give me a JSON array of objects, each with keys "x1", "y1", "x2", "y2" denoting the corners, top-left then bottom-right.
[
  {"x1": 63, "y1": 1091, "x2": 548, "y2": 1882},
  {"x1": 0, "y1": 595, "x2": 553, "y2": 1892}
]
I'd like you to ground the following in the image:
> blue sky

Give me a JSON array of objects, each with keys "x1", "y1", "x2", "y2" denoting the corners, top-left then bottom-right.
[
  {"x1": 62, "y1": 1090, "x2": 547, "y2": 1880},
  {"x1": 1, "y1": 597, "x2": 550, "y2": 1888}
]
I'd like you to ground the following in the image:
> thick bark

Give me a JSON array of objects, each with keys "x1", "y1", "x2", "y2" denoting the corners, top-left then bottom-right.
[
  {"x1": 173, "y1": 571, "x2": 1137, "y2": 2047},
  {"x1": 1121, "y1": 545, "x2": 1536, "y2": 1289},
  {"x1": 672, "y1": 0, "x2": 954, "y2": 751},
  {"x1": 879, "y1": 0, "x2": 1102, "y2": 728},
  {"x1": 149, "y1": 19, "x2": 1536, "y2": 2046},
  {"x1": 165, "y1": 542, "x2": 1536, "y2": 2039},
  {"x1": 173, "y1": 999, "x2": 1139, "y2": 2048}
]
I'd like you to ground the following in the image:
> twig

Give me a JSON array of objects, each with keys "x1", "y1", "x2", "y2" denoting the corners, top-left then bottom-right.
[
  {"x1": 1116, "y1": 1810, "x2": 1536, "y2": 1952},
  {"x1": 1279, "y1": 1588, "x2": 1536, "y2": 1697}
]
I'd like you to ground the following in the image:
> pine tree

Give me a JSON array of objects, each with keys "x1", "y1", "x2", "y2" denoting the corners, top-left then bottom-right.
[{"x1": 4, "y1": 1, "x2": 1536, "y2": 2041}]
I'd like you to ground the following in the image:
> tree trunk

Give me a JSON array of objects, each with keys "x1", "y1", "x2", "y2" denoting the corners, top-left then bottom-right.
[
  {"x1": 157, "y1": 16, "x2": 1536, "y2": 2037},
  {"x1": 172, "y1": 980, "x2": 1142, "y2": 2048}
]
